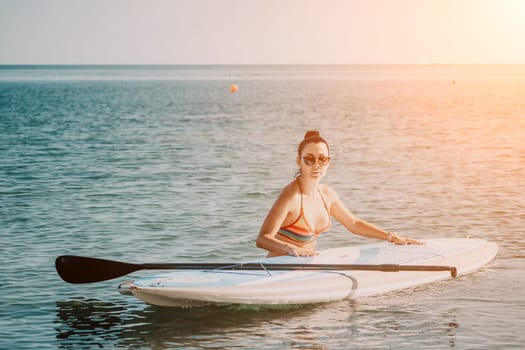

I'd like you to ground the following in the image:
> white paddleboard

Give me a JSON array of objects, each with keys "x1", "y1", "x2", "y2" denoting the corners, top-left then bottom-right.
[{"x1": 119, "y1": 238, "x2": 497, "y2": 307}]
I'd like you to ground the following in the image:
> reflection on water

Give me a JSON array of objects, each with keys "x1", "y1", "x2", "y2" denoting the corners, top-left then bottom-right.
[
  {"x1": 55, "y1": 298, "x2": 335, "y2": 349},
  {"x1": 55, "y1": 299, "x2": 127, "y2": 349},
  {"x1": 55, "y1": 292, "x2": 474, "y2": 349}
]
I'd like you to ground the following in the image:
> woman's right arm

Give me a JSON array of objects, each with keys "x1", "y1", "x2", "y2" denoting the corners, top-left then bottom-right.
[
  {"x1": 255, "y1": 190, "x2": 294, "y2": 256},
  {"x1": 256, "y1": 187, "x2": 316, "y2": 257}
]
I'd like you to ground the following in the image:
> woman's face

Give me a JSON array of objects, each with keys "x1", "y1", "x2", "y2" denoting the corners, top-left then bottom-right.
[{"x1": 297, "y1": 142, "x2": 330, "y2": 179}]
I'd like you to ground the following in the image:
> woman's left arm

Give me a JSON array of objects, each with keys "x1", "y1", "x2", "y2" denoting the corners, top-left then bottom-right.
[{"x1": 325, "y1": 186, "x2": 424, "y2": 245}]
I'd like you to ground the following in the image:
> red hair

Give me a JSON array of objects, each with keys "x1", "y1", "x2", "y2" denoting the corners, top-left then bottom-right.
[{"x1": 297, "y1": 130, "x2": 330, "y2": 155}]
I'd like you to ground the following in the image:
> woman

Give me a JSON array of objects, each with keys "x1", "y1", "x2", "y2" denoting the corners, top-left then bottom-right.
[{"x1": 256, "y1": 130, "x2": 423, "y2": 257}]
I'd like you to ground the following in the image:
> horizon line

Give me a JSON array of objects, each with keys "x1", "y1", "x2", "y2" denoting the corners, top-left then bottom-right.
[{"x1": 1, "y1": 63, "x2": 525, "y2": 67}]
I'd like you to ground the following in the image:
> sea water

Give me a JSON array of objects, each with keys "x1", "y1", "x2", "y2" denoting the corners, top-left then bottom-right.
[{"x1": 1, "y1": 65, "x2": 524, "y2": 349}]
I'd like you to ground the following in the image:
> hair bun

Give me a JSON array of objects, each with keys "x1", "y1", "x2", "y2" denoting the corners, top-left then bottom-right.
[
  {"x1": 304, "y1": 130, "x2": 320, "y2": 139},
  {"x1": 298, "y1": 130, "x2": 329, "y2": 156}
]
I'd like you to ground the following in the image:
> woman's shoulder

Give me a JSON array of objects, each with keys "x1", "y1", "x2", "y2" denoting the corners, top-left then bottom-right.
[
  {"x1": 319, "y1": 183, "x2": 340, "y2": 201},
  {"x1": 272, "y1": 180, "x2": 301, "y2": 209},
  {"x1": 281, "y1": 179, "x2": 301, "y2": 197}
]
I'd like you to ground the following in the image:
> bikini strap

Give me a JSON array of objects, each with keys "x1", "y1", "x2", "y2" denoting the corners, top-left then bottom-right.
[
  {"x1": 296, "y1": 178, "x2": 304, "y2": 210},
  {"x1": 297, "y1": 178, "x2": 329, "y2": 215},
  {"x1": 318, "y1": 186, "x2": 331, "y2": 215}
]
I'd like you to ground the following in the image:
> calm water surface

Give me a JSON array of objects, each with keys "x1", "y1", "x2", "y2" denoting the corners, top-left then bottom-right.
[{"x1": 1, "y1": 65, "x2": 524, "y2": 349}]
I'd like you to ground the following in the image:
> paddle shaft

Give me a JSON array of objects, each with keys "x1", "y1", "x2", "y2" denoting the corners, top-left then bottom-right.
[
  {"x1": 55, "y1": 255, "x2": 458, "y2": 284},
  {"x1": 143, "y1": 262, "x2": 455, "y2": 272}
]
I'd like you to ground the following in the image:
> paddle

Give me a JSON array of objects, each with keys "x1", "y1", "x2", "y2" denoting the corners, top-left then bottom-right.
[{"x1": 55, "y1": 255, "x2": 458, "y2": 284}]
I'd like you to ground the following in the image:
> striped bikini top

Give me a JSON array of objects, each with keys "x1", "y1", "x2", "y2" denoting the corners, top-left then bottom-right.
[{"x1": 277, "y1": 180, "x2": 332, "y2": 243}]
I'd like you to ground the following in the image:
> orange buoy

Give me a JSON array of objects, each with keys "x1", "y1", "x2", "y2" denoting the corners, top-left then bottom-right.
[{"x1": 229, "y1": 84, "x2": 239, "y2": 93}]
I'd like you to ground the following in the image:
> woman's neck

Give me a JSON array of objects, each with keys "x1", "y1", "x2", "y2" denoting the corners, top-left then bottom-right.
[{"x1": 297, "y1": 176, "x2": 320, "y2": 195}]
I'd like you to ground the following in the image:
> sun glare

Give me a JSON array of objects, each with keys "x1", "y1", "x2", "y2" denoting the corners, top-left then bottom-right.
[{"x1": 500, "y1": 0, "x2": 525, "y2": 25}]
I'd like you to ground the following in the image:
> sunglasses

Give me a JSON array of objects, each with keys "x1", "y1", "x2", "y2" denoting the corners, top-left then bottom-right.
[{"x1": 302, "y1": 155, "x2": 331, "y2": 166}]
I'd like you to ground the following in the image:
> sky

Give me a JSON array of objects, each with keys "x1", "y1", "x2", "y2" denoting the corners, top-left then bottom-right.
[{"x1": 1, "y1": 0, "x2": 524, "y2": 65}]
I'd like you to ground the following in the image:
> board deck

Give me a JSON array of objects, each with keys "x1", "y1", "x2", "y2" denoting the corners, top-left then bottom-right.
[{"x1": 119, "y1": 238, "x2": 498, "y2": 307}]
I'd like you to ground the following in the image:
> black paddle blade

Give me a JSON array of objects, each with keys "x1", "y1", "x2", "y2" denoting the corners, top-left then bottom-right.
[{"x1": 55, "y1": 255, "x2": 143, "y2": 284}]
